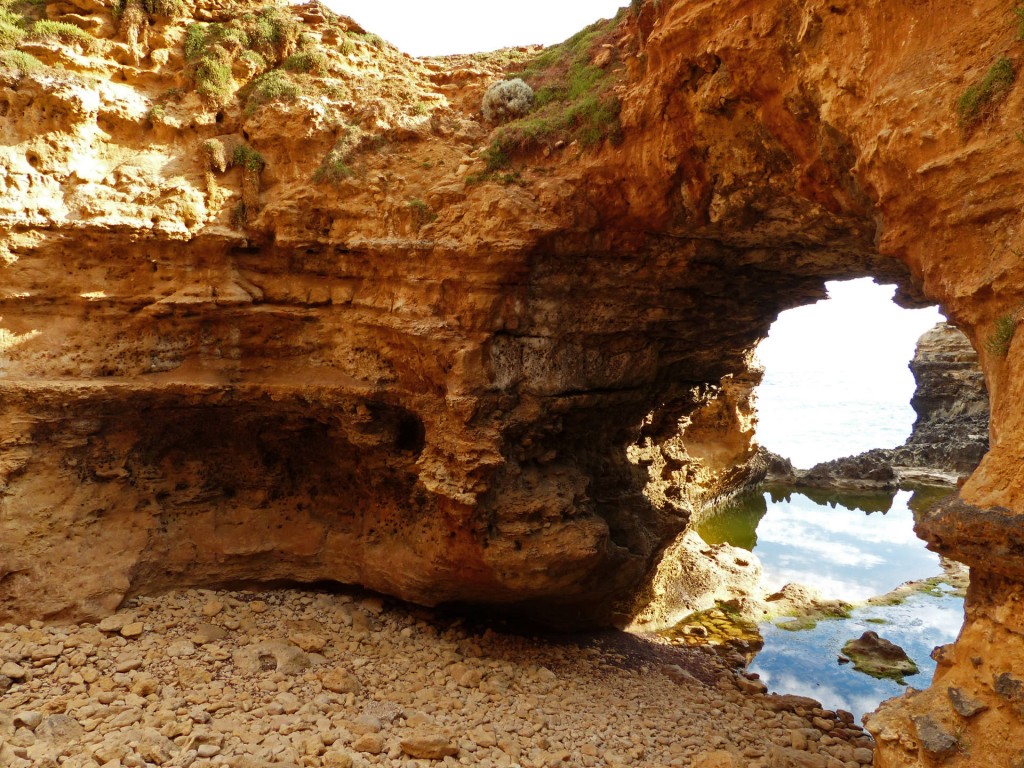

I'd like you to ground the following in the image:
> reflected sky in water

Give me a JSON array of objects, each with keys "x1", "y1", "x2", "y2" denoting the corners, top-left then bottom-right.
[
  {"x1": 699, "y1": 487, "x2": 964, "y2": 720},
  {"x1": 700, "y1": 489, "x2": 943, "y2": 602},
  {"x1": 751, "y1": 593, "x2": 964, "y2": 720}
]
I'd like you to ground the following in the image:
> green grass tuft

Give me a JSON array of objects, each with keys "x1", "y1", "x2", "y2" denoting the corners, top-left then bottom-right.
[
  {"x1": 407, "y1": 198, "x2": 437, "y2": 228},
  {"x1": 31, "y1": 19, "x2": 94, "y2": 49},
  {"x1": 193, "y1": 52, "x2": 233, "y2": 105},
  {"x1": 184, "y1": 22, "x2": 207, "y2": 59},
  {"x1": 183, "y1": 7, "x2": 302, "y2": 107},
  {"x1": 985, "y1": 313, "x2": 1017, "y2": 357},
  {"x1": 349, "y1": 30, "x2": 386, "y2": 49},
  {"x1": 314, "y1": 142, "x2": 353, "y2": 184},
  {"x1": 0, "y1": 47, "x2": 41, "y2": 71},
  {"x1": 0, "y1": 7, "x2": 26, "y2": 48},
  {"x1": 282, "y1": 49, "x2": 327, "y2": 75},
  {"x1": 238, "y1": 48, "x2": 266, "y2": 72},
  {"x1": 242, "y1": 68, "x2": 301, "y2": 114},
  {"x1": 957, "y1": 57, "x2": 1016, "y2": 130},
  {"x1": 231, "y1": 143, "x2": 265, "y2": 173}
]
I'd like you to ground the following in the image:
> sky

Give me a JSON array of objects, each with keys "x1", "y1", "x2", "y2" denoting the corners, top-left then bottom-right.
[
  {"x1": 320, "y1": 0, "x2": 629, "y2": 56},
  {"x1": 755, "y1": 278, "x2": 945, "y2": 467}
]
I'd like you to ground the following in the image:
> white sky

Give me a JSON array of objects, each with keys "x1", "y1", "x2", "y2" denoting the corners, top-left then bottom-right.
[
  {"x1": 756, "y1": 278, "x2": 946, "y2": 467},
  {"x1": 319, "y1": 1, "x2": 629, "y2": 56}
]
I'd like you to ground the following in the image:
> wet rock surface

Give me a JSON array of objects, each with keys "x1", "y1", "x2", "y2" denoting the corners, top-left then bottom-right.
[
  {"x1": 0, "y1": 587, "x2": 876, "y2": 768},
  {"x1": 839, "y1": 632, "x2": 919, "y2": 683}
]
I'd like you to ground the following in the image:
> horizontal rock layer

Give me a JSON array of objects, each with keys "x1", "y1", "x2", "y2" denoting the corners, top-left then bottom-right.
[{"x1": 2, "y1": 0, "x2": 1024, "y2": 764}]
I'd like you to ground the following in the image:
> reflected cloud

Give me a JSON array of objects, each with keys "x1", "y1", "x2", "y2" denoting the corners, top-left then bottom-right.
[{"x1": 705, "y1": 485, "x2": 965, "y2": 720}]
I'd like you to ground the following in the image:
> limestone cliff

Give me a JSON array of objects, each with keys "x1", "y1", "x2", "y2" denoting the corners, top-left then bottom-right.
[
  {"x1": 3, "y1": 0, "x2": 1024, "y2": 764},
  {"x1": 902, "y1": 322, "x2": 990, "y2": 477}
]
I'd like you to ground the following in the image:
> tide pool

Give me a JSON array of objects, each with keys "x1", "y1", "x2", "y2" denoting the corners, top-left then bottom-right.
[{"x1": 695, "y1": 486, "x2": 963, "y2": 720}]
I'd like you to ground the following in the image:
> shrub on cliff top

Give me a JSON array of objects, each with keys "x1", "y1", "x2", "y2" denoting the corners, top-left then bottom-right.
[
  {"x1": 469, "y1": 15, "x2": 624, "y2": 185},
  {"x1": 957, "y1": 57, "x2": 1016, "y2": 130},
  {"x1": 482, "y1": 78, "x2": 534, "y2": 123}
]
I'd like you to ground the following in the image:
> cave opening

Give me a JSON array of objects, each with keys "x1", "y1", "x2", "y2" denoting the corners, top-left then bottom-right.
[
  {"x1": 670, "y1": 278, "x2": 987, "y2": 718},
  {"x1": 755, "y1": 277, "x2": 945, "y2": 470}
]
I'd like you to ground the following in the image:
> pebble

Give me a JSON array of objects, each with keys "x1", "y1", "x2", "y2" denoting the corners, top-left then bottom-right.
[
  {"x1": 352, "y1": 732, "x2": 385, "y2": 754},
  {"x1": 1, "y1": 661, "x2": 27, "y2": 679},
  {"x1": 120, "y1": 622, "x2": 144, "y2": 638},
  {"x1": 400, "y1": 731, "x2": 459, "y2": 759},
  {"x1": 192, "y1": 623, "x2": 229, "y2": 644},
  {"x1": 13, "y1": 711, "x2": 41, "y2": 730}
]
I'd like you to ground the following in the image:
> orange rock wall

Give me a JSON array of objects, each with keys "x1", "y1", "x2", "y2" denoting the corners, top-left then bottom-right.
[{"x1": 2, "y1": 0, "x2": 1024, "y2": 762}]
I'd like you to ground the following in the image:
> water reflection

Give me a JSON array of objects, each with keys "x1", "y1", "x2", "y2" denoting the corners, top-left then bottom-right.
[
  {"x1": 694, "y1": 485, "x2": 964, "y2": 720},
  {"x1": 698, "y1": 486, "x2": 951, "y2": 602}
]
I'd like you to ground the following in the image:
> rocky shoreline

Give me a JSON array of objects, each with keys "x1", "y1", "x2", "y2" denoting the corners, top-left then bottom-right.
[
  {"x1": 766, "y1": 323, "x2": 989, "y2": 491},
  {"x1": 0, "y1": 587, "x2": 876, "y2": 768}
]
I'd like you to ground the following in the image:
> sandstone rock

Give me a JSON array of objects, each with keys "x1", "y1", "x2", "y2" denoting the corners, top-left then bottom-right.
[
  {"x1": 120, "y1": 622, "x2": 144, "y2": 638},
  {"x1": 769, "y1": 746, "x2": 827, "y2": 768},
  {"x1": 737, "y1": 674, "x2": 768, "y2": 695},
  {"x1": 399, "y1": 731, "x2": 458, "y2": 759},
  {"x1": 233, "y1": 641, "x2": 311, "y2": 676},
  {"x1": 98, "y1": 615, "x2": 131, "y2": 633},
  {"x1": 323, "y1": 749, "x2": 356, "y2": 768},
  {"x1": 288, "y1": 631, "x2": 327, "y2": 653},
  {"x1": 191, "y1": 623, "x2": 228, "y2": 644},
  {"x1": 321, "y1": 668, "x2": 362, "y2": 694},
  {"x1": 349, "y1": 714, "x2": 382, "y2": 735},
  {"x1": 693, "y1": 750, "x2": 741, "y2": 767},
  {"x1": 947, "y1": 686, "x2": 988, "y2": 718},
  {"x1": 36, "y1": 715, "x2": 84, "y2": 745},
  {"x1": 166, "y1": 639, "x2": 195, "y2": 657},
  {"x1": 912, "y1": 716, "x2": 958, "y2": 760},
  {"x1": 1, "y1": 661, "x2": 27, "y2": 679},
  {"x1": 350, "y1": 732, "x2": 384, "y2": 754},
  {"x1": 13, "y1": 712, "x2": 41, "y2": 730},
  {"x1": 995, "y1": 672, "x2": 1024, "y2": 704}
]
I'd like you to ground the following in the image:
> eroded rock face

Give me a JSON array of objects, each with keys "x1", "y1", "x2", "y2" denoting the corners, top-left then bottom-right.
[
  {"x1": 2, "y1": 0, "x2": 1024, "y2": 762},
  {"x1": 902, "y1": 323, "x2": 990, "y2": 477}
]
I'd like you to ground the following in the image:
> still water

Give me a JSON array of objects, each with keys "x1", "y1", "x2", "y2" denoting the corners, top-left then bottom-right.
[{"x1": 696, "y1": 486, "x2": 964, "y2": 720}]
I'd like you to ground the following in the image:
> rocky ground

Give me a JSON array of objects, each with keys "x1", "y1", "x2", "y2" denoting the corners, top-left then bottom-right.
[{"x1": 0, "y1": 587, "x2": 876, "y2": 768}]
